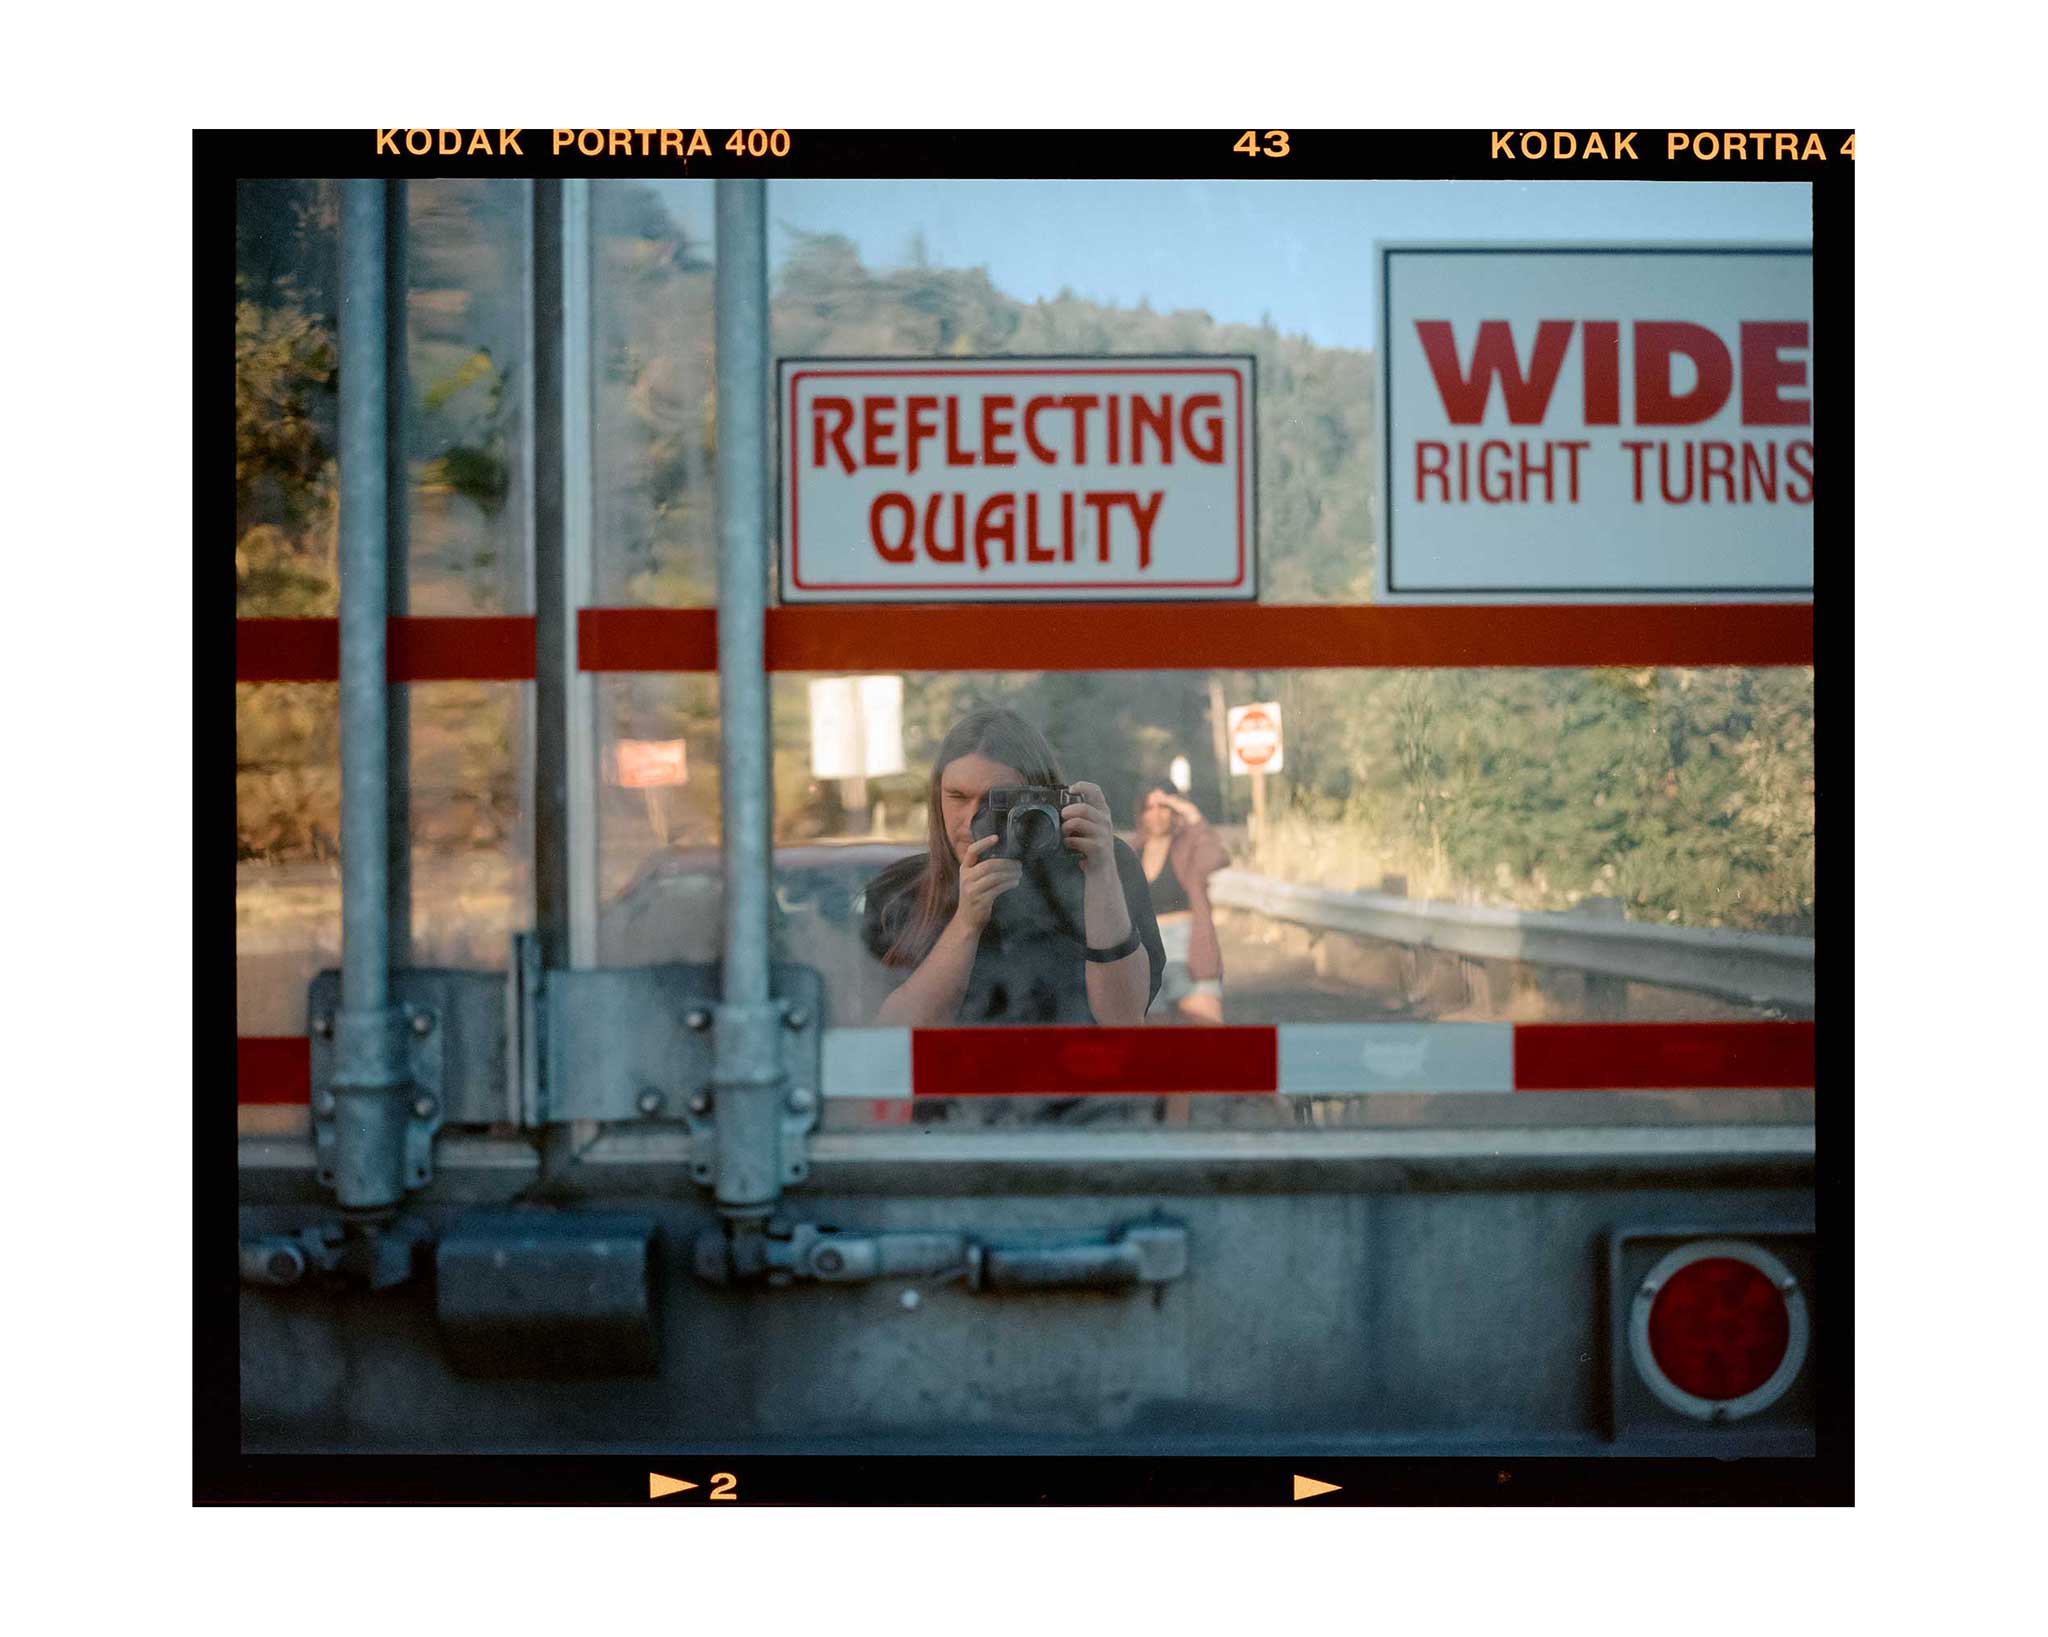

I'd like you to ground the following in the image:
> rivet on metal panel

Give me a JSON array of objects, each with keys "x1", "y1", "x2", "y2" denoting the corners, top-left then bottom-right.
[
  {"x1": 412, "y1": 1096, "x2": 438, "y2": 1121},
  {"x1": 411, "y1": 1009, "x2": 436, "y2": 1037},
  {"x1": 315, "y1": 1015, "x2": 335, "y2": 1039},
  {"x1": 783, "y1": 1008, "x2": 810, "y2": 1032},
  {"x1": 687, "y1": 1008, "x2": 713, "y2": 1033},
  {"x1": 688, "y1": 1091, "x2": 712, "y2": 1116},
  {"x1": 638, "y1": 1089, "x2": 665, "y2": 1117},
  {"x1": 787, "y1": 1087, "x2": 816, "y2": 1115}
]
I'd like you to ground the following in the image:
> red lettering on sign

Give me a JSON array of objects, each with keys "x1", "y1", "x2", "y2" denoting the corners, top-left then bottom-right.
[
  {"x1": 812, "y1": 397, "x2": 855, "y2": 474},
  {"x1": 1634, "y1": 322, "x2": 1733, "y2": 425},
  {"x1": 982, "y1": 395, "x2": 1017, "y2": 466},
  {"x1": 1416, "y1": 319, "x2": 1575, "y2": 425},
  {"x1": 1741, "y1": 322, "x2": 1811, "y2": 426},
  {"x1": 1132, "y1": 394, "x2": 1173, "y2": 464},
  {"x1": 871, "y1": 493, "x2": 914, "y2": 561},
  {"x1": 1059, "y1": 394, "x2": 1099, "y2": 462},
  {"x1": 1023, "y1": 396, "x2": 1060, "y2": 463},
  {"x1": 1581, "y1": 321, "x2": 1620, "y2": 425},
  {"x1": 862, "y1": 397, "x2": 899, "y2": 466},
  {"x1": 1786, "y1": 440, "x2": 1814, "y2": 503},
  {"x1": 904, "y1": 395, "x2": 940, "y2": 476},
  {"x1": 1181, "y1": 393, "x2": 1226, "y2": 464}
]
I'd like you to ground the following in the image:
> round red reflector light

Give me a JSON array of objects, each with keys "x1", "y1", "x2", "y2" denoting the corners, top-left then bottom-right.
[{"x1": 1647, "y1": 1256, "x2": 1791, "y2": 1401}]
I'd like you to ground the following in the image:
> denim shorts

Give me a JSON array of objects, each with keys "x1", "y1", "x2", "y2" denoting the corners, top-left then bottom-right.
[{"x1": 1149, "y1": 914, "x2": 1223, "y2": 1014}]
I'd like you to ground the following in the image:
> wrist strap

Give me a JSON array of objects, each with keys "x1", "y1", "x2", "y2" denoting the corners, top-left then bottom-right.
[{"x1": 1084, "y1": 928, "x2": 1143, "y2": 963}]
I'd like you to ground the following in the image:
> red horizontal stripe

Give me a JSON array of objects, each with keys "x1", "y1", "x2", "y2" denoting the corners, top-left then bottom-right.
[
  {"x1": 911, "y1": 1026, "x2": 1279, "y2": 1096},
  {"x1": 235, "y1": 617, "x2": 537, "y2": 683},
  {"x1": 573, "y1": 603, "x2": 1812, "y2": 674},
  {"x1": 1513, "y1": 1021, "x2": 1815, "y2": 1091},
  {"x1": 243, "y1": 604, "x2": 1811, "y2": 680},
  {"x1": 238, "y1": 1036, "x2": 311, "y2": 1105},
  {"x1": 577, "y1": 607, "x2": 719, "y2": 672},
  {"x1": 237, "y1": 619, "x2": 338, "y2": 681}
]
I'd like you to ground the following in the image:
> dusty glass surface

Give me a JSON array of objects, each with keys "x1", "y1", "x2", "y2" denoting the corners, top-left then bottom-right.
[
  {"x1": 576, "y1": 664, "x2": 1815, "y2": 1056},
  {"x1": 236, "y1": 683, "x2": 531, "y2": 1037},
  {"x1": 760, "y1": 661, "x2": 1811, "y2": 1125},
  {"x1": 596, "y1": 674, "x2": 723, "y2": 967},
  {"x1": 403, "y1": 180, "x2": 530, "y2": 613},
  {"x1": 236, "y1": 180, "x2": 339, "y2": 619},
  {"x1": 590, "y1": 179, "x2": 718, "y2": 606},
  {"x1": 235, "y1": 179, "x2": 531, "y2": 617}
]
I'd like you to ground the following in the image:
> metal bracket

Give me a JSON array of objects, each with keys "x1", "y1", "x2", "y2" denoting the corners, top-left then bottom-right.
[
  {"x1": 528, "y1": 960, "x2": 824, "y2": 1189},
  {"x1": 240, "y1": 1216, "x2": 429, "y2": 1292},
  {"x1": 693, "y1": 1218, "x2": 1189, "y2": 1293},
  {"x1": 309, "y1": 982, "x2": 446, "y2": 1197}
]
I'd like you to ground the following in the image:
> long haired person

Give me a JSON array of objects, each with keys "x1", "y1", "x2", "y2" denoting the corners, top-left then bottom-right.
[
  {"x1": 861, "y1": 708, "x2": 1163, "y2": 1025},
  {"x1": 1133, "y1": 783, "x2": 1230, "y2": 1023}
]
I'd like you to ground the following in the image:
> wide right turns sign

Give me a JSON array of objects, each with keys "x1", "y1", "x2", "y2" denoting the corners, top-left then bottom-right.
[{"x1": 1377, "y1": 244, "x2": 1813, "y2": 604}]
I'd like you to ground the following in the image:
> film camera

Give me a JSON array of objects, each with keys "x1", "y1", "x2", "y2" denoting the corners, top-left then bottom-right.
[{"x1": 970, "y1": 784, "x2": 1078, "y2": 863}]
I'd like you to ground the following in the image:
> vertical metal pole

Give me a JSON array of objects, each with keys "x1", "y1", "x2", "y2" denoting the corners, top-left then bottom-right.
[
  {"x1": 530, "y1": 180, "x2": 572, "y2": 973},
  {"x1": 384, "y1": 180, "x2": 413, "y2": 967},
  {"x1": 710, "y1": 179, "x2": 786, "y2": 1216},
  {"x1": 560, "y1": 179, "x2": 600, "y2": 967},
  {"x1": 334, "y1": 178, "x2": 412, "y2": 1211}
]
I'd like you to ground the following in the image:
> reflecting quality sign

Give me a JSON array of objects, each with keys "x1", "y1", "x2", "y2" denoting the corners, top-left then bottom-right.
[
  {"x1": 778, "y1": 356, "x2": 1256, "y2": 602},
  {"x1": 1377, "y1": 245, "x2": 1813, "y2": 603}
]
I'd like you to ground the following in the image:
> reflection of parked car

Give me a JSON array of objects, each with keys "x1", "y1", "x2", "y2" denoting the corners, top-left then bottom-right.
[{"x1": 602, "y1": 841, "x2": 920, "y2": 1025}]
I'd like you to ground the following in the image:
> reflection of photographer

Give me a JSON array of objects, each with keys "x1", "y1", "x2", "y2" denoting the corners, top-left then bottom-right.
[{"x1": 862, "y1": 708, "x2": 1163, "y2": 1025}]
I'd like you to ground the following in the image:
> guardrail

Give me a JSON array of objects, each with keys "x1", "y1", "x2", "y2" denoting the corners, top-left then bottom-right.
[{"x1": 1205, "y1": 870, "x2": 1814, "y2": 1011}]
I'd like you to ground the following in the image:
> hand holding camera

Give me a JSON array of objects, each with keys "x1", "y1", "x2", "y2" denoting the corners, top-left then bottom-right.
[
  {"x1": 953, "y1": 833, "x2": 1024, "y2": 933},
  {"x1": 969, "y1": 782, "x2": 1116, "y2": 879},
  {"x1": 1058, "y1": 781, "x2": 1116, "y2": 878}
]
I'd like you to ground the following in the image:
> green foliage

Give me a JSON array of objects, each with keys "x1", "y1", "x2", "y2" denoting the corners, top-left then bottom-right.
[
  {"x1": 235, "y1": 284, "x2": 338, "y2": 616},
  {"x1": 233, "y1": 184, "x2": 1816, "y2": 932}
]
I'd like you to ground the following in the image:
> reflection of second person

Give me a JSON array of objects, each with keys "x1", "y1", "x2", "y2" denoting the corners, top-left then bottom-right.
[{"x1": 1135, "y1": 784, "x2": 1230, "y2": 1024}]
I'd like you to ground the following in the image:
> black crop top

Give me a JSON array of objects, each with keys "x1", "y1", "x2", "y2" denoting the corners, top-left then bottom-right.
[{"x1": 1147, "y1": 856, "x2": 1190, "y2": 916}]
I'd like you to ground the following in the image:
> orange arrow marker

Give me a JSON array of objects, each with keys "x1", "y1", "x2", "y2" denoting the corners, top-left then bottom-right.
[
  {"x1": 649, "y1": 1473, "x2": 699, "y2": 1499},
  {"x1": 1293, "y1": 1474, "x2": 1341, "y2": 1501}
]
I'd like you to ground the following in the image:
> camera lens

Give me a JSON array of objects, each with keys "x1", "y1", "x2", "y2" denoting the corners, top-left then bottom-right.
[{"x1": 1012, "y1": 808, "x2": 1052, "y2": 851}]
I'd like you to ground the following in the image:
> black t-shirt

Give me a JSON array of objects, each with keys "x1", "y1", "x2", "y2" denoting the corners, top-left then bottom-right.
[{"x1": 862, "y1": 838, "x2": 1165, "y2": 1024}]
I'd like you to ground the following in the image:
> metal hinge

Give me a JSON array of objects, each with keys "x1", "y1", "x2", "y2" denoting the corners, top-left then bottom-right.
[
  {"x1": 511, "y1": 948, "x2": 824, "y2": 1192},
  {"x1": 308, "y1": 982, "x2": 446, "y2": 1197}
]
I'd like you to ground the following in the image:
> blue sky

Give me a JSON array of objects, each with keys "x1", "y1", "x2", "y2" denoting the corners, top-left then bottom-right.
[{"x1": 740, "y1": 180, "x2": 1811, "y2": 352}]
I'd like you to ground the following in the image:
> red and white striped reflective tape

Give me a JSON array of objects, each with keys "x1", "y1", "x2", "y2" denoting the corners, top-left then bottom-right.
[
  {"x1": 235, "y1": 1021, "x2": 1813, "y2": 1106},
  {"x1": 821, "y1": 1021, "x2": 1814, "y2": 1098}
]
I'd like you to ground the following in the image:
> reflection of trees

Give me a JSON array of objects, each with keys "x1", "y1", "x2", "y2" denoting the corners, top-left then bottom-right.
[
  {"x1": 233, "y1": 186, "x2": 1815, "y2": 932},
  {"x1": 236, "y1": 180, "x2": 523, "y2": 863}
]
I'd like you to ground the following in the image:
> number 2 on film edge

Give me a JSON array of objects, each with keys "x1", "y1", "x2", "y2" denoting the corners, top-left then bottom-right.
[{"x1": 710, "y1": 1471, "x2": 738, "y2": 1500}]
